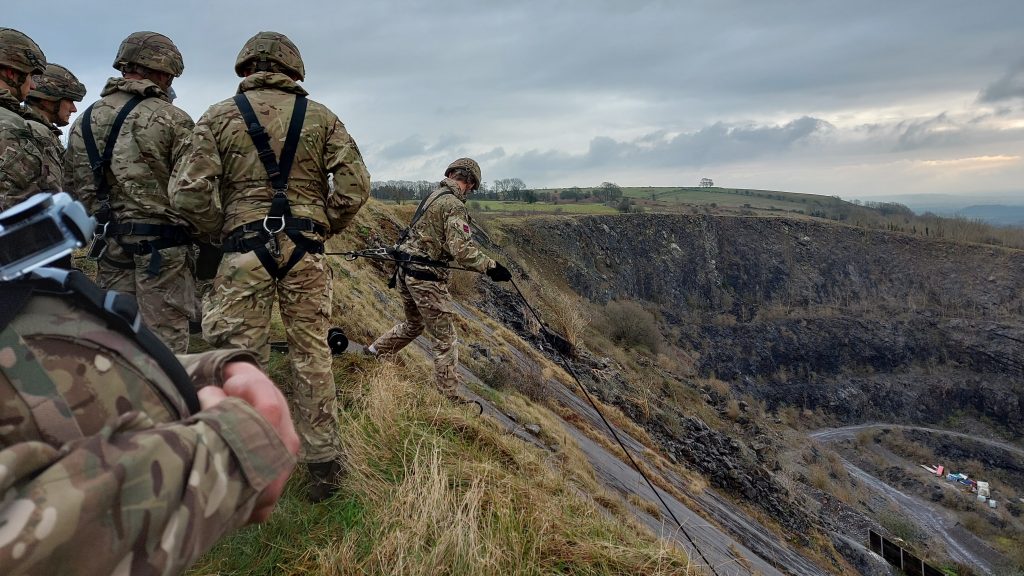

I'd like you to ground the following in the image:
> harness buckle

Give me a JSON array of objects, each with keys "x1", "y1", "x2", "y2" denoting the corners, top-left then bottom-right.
[
  {"x1": 263, "y1": 215, "x2": 286, "y2": 234},
  {"x1": 86, "y1": 222, "x2": 109, "y2": 261}
]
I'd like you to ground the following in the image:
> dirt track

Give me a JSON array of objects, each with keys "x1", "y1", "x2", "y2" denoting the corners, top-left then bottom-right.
[{"x1": 810, "y1": 424, "x2": 1015, "y2": 575}]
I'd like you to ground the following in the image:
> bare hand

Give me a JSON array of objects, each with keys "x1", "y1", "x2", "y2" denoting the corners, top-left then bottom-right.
[{"x1": 221, "y1": 361, "x2": 300, "y2": 523}]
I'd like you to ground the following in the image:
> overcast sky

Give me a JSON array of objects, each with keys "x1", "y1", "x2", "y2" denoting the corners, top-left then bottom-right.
[{"x1": 9, "y1": 1, "x2": 1024, "y2": 205}]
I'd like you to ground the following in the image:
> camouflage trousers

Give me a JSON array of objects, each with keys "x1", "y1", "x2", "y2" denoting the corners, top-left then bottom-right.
[
  {"x1": 95, "y1": 238, "x2": 195, "y2": 353},
  {"x1": 203, "y1": 234, "x2": 339, "y2": 464},
  {"x1": 371, "y1": 271, "x2": 459, "y2": 396}
]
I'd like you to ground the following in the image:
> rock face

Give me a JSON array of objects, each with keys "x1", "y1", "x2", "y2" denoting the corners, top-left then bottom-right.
[{"x1": 501, "y1": 214, "x2": 1024, "y2": 437}]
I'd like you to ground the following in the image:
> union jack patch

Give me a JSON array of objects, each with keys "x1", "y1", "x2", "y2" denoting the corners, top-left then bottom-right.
[{"x1": 463, "y1": 224, "x2": 471, "y2": 233}]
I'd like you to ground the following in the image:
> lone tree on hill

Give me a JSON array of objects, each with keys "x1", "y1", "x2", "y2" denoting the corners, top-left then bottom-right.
[{"x1": 699, "y1": 177, "x2": 714, "y2": 188}]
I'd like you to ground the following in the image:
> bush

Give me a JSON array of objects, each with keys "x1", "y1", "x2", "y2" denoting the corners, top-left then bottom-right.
[{"x1": 602, "y1": 300, "x2": 661, "y2": 353}]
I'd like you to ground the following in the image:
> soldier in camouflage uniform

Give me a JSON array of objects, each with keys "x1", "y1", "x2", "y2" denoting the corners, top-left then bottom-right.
[
  {"x1": 64, "y1": 32, "x2": 196, "y2": 353},
  {"x1": 22, "y1": 63, "x2": 86, "y2": 186},
  {"x1": 171, "y1": 31, "x2": 370, "y2": 502},
  {"x1": 369, "y1": 158, "x2": 512, "y2": 398},
  {"x1": 0, "y1": 197, "x2": 299, "y2": 575},
  {"x1": 0, "y1": 28, "x2": 56, "y2": 210}
]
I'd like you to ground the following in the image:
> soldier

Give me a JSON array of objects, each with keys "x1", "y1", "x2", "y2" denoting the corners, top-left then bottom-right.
[
  {"x1": 0, "y1": 193, "x2": 299, "y2": 575},
  {"x1": 171, "y1": 31, "x2": 370, "y2": 502},
  {"x1": 0, "y1": 28, "x2": 55, "y2": 210},
  {"x1": 22, "y1": 64, "x2": 86, "y2": 186},
  {"x1": 65, "y1": 31, "x2": 196, "y2": 353},
  {"x1": 367, "y1": 158, "x2": 512, "y2": 400}
]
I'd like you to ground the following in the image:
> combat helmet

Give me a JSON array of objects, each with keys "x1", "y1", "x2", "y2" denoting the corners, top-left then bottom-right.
[
  {"x1": 113, "y1": 31, "x2": 184, "y2": 77},
  {"x1": 0, "y1": 28, "x2": 46, "y2": 75},
  {"x1": 445, "y1": 158, "x2": 482, "y2": 191},
  {"x1": 29, "y1": 64, "x2": 86, "y2": 102},
  {"x1": 235, "y1": 31, "x2": 305, "y2": 81}
]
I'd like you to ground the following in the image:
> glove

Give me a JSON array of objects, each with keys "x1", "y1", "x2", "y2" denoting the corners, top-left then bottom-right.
[{"x1": 486, "y1": 261, "x2": 512, "y2": 282}]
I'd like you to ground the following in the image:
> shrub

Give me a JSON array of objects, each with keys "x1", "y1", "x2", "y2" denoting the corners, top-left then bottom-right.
[{"x1": 602, "y1": 300, "x2": 662, "y2": 353}]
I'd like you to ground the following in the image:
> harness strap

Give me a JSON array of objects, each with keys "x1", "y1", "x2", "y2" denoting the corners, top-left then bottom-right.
[
  {"x1": 232, "y1": 93, "x2": 315, "y2": 280},
  {"x1": 81, "y1": 95, "x2": 146, "y2": 225},
  {"x1": 58, "y1": 271, "x2": 199, "y2": 415},
  {"x1": 388, "y1": 189, "x2": 454, "y2": 288},
  {"x1": 400, "y1": 267, "x2": 441, "y2": 282},
  {"x1": 0, "y1": 271, "x2": 199, "y2": 445},
  {"x1": 105, "y1": 223, "x2": 191, "y2": 276}
]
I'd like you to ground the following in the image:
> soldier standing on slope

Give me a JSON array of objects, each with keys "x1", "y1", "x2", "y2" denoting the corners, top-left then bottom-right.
[
  {"x1": 368, "y1": 158, "x2": 512, "y2": 401},
  {"x1": 64, "y1": 31, "x2": 197, "y2": 353},
  {"x1": 0, "y1": 28, "x2": 57, "y2": 209},
  {"x1": 171, "y1": 31, "x2": 370, "y2": 502},
  {"x1": 22, "y1": 63, "x2": 86, "y2": 184}
]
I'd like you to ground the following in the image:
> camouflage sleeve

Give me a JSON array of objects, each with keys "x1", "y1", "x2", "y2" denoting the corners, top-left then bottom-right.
[
  {"x1": 0, "y1": 397, "x2": 295, "y2": 575},
  {"x1": 323, "y1": 115, "x2": 370, "y2": 235},
  {"x1": 170, "y1": 111, "x2": 225, "y2": 241},
  {"x1": 62, "y1": 118, "x2": 91, "y2": 204},
  {"x1": 444, "y1": 203, "x2": 494, "y2": 273},
  {"x1": 178, "y1": 348, "x2": 262, "y2": 389},
  {"x1": 0, "y1": 124, "x2": 45, "y2": 210},
  {"x1": 167, "y1": 106, "x2": 195, "y2": 182},
  {"x1": 24, "y1": 123, "x2": 63, "y2": 192}
]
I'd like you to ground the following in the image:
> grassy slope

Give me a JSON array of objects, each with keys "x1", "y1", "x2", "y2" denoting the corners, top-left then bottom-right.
[{"x1": 186, "y1": 202, "x2": 702, "y2": 576}]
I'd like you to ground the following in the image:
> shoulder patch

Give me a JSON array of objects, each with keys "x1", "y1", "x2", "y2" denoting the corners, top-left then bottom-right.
[{"x1": 463, "y1": 223, "x2": 471, "y2": 233}]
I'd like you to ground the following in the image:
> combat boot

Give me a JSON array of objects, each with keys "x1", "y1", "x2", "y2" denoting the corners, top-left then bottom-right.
[{"x1": 307, "y1": 460, "x2": 345, "y2": 503}]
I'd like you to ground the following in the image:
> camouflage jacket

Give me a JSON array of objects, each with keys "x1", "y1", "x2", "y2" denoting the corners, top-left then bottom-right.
[
  {"x1": 171, "y1": 72, "x2": 370, "y2": 242},
  {"x1": 21, "y1": 104, "x2": 65, "y2": 188},
  {"x1": 0, "y1": 286, "x2": 295, "y2": 575},
  {"x1": 0, "y1": 89, "x2": 57, "y2": 209},
  {"x1": 64, "y1": 78, "x2": 194, "y2": 225},
  {"x1": 400, "y1": 178, "x2": 495, "y2": 282}
]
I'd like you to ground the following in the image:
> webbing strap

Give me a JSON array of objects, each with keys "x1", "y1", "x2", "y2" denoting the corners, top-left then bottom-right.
[
  {"x1": 61, "y1": 271, "x2": 200, "y2": 416},
  {"x1": 388, "y1": 189, "x2": 453, "y2": 288},
  {"x1": 81, "y1": 95, "x2": 146, "y2": 224},
  {"x1": 232, "y1": 93, "x2": 307, "y2": 197},
  {"x1": 232, "y1": 93, "x2": 315, "y2": 280},
  {"x1": 0, "y1": 325, "x2": 85, "y2": 445}
]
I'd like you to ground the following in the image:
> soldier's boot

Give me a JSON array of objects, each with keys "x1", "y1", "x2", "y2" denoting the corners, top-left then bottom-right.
[{"x1": 307, "y1": 460, "x2": 345, "y2": 503}]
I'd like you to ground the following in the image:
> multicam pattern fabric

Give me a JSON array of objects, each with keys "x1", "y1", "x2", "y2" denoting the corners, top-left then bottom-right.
[
  {"x1": 20, "y1": 103, "x2": 64, "y2": 188},
  {"x1": 398, "y1": 178, "x2": 494, "y2": 283},
  {"x1": 95, "y1": 243, "x2": 196, "y2": 353},
  {"x1": 170, "y1": 72, "x2": 369, "y2": 243},
  {"x1": 172, "y1": 72, "x2": 369, "y2": 463},
  {"x1": 372, "y1": 177, "x2": 495, "y2": 393},
  {"x1": 64, "y1": 77, "x2": 196, "y2": 352},
  {"x1": 0, "y1": 89, "x2": 53, "y2": 209},
  {"x1": 202, "y1": 239, "x2": 338, "y2": 462},
  {"x1": 64, "y1": 77, "x2": 193, "y2": 226},
  {"x1": 372, "y1": 273, "x2": 460, "y2": 395},
  {"x1": 0, "y1": 289, "x2": 295, "y2": 575}
]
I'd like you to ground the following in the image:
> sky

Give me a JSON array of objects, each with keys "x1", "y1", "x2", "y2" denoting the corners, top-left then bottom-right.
[{"x1": 8, "y1": 0, "x2": 1024, "y2": 207}]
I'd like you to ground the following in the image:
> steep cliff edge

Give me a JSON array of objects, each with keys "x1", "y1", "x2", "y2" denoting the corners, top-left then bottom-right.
[{"x1": 493, "y1": 213, "x2": 1023, "y2": 437}]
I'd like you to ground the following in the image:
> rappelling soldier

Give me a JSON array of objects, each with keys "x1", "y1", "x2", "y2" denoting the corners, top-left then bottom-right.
[{"x1": 368, "y1": 158, "x2": 512, "y2": 400}]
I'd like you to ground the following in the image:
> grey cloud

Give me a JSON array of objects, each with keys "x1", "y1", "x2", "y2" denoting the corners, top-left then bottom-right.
[
  {"x1": 378, "y1": 135, "x2": 428, "y2": 160},
  {"x1": 979, "y1": 61, "x2": 1024, "y2": 103}
]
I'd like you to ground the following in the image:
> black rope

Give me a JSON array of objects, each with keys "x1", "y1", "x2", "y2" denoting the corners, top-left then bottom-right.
[
  {"x1": 508, "y1": 278, "x2": 723, "y2": 576},
  {"x1": 339, "y1": 247, "x2": 733, "y2": 569}
]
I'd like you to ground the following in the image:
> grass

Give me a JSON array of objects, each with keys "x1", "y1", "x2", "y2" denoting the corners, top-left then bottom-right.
[
  {"x1": 188, "y1": 362, "x2": 699, "y2": 575},
  {"x1": 470, "y1": 200, "x2": 618, "y2": 215},
  {"x1": 186, "y1": 201, "x2": 702, "y2": 576}
]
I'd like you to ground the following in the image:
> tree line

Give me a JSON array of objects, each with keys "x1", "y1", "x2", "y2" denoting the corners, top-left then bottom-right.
[{"x1": 370, "y1": 179, "x2": 624, "y2": 204}]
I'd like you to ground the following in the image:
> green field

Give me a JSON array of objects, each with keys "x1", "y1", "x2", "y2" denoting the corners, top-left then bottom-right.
[
  {"x1": 468, "y1": 199, "x2": 618, "y2": 215},
  {"x1": 619, "y1": 186, "x2": 838, "y2": 213}
]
